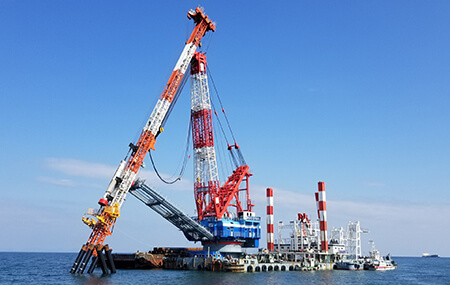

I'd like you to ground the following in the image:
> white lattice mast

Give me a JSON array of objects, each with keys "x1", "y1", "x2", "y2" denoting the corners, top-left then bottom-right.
[
  {"x1": 190, "y1": 52, "x2": 220, "y2": 220},
  {"x1": 331, "y1": 227, "x2": 345, "y2": 244},
  {"x1": 346, "y1": 221, "x2": 362, "y2": 259}
]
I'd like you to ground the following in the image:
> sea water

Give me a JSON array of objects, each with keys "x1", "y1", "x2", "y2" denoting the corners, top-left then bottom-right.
[{"x1": 0, "y1": 252, "x2": 449, "y2": 284}]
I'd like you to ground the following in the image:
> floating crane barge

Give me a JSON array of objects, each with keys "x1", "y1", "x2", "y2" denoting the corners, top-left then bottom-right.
[
  {"x1": 112, "y1": 183, "x2": 336, "y2": 272},
  {"x1": 113, "y1": 183, "x2": 395, "y2": 273},
  {"x1": 70, "y1": 7, "x2": 395, "y2": 274}
]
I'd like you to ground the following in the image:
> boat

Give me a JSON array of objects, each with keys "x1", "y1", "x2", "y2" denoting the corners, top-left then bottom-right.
[
  {"x1": 365, "y1": 256, "x2": 397, "y2": 271},
  {"x1": 422, "y1": 252, "x2": 439, "y2": 258},
  {"x1": 334, "y1": 260, "x2": 364, "y2": 270},
  {"x1": 365, "y1": 241, "x2": 396, "y2": 271}
]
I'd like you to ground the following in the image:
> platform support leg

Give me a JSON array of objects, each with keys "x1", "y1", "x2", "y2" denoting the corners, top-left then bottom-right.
[
  {"x1": 97, "y1": 245, "x2": 109, "y2": 275},
  {"x1": 104, "y1": 245, "x2": 117, "y2": 274},
  {"x1": 77, "y1": 245, "x2": 93, "y2": 274},
  {"x1": 70, "y1": 244, "x2": 87, "y2": 274}
]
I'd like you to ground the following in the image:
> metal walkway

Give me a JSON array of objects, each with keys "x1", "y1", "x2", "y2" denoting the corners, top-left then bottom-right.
[{"x1": 129, "y1": 179, "x2": 214, "y2": 242}]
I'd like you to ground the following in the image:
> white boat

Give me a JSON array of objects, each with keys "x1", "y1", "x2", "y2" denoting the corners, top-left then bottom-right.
[
  {"x1": 335, "y1": 260, "x2": 364, "y2": 270},
  {"x1": 366, "y1": 256, "x2": 397, "y2": 271},
  {"x1": 365, "y1": 241, "x2": 397, "y2": 271}
]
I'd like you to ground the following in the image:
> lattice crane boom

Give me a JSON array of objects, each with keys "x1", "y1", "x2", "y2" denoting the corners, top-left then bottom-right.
[
  {"x1": 70, "y1": 7, "x2": 215, "y2": 275},
  {"x1": 190, "y1": 52, "x2": 221, "y2": 221},
  {"x1": 190, "y1": 53, "x2": 255, "y2": 221},
  {"x1": 189, "y1": 52, "x2": 260, "y2": 252}
]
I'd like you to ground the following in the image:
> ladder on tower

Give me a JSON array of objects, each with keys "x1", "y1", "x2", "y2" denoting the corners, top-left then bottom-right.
[{"x1": 129, "y1": 179, "x2": 215, "y2": 242}]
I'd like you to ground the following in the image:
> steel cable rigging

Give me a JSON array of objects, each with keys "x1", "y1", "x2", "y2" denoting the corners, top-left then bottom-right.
[
  {"x1": 148, "y1": 120, "x2": 192, "y2": 184},
  {"x1": 207, "y1": 65, "x2": 247, "y2": 167}
]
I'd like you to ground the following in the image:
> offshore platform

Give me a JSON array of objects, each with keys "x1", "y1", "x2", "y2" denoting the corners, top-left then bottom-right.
[{"x1": 70, "y1": 7, "x2": 395, "y2": 275}]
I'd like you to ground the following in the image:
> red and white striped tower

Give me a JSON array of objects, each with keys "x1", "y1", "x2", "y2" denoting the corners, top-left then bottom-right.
[
  {"x1": 317, "y1": 182, "x2": 328, "y2": 253},
  {"x1": 266, "y1": 188, "x2": 274, "y2": 252},
  {"x1": 315, "y1": 192, "x2": 320, "y2": 224},
  {"x1": 190, "y1": 52, "x2": 220, "y2": 221}
]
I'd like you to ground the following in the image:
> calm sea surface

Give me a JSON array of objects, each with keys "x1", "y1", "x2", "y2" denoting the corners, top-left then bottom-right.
[{"x1": 0, "y1": 252, "x2": 449, "y2": 284}]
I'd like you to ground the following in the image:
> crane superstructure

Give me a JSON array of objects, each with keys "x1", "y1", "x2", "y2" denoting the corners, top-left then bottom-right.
[
  {"x1": 130, "y1": 51, "x2": 261, "y2": 255},
  {"x1": 70, "y1": 7, "x2": 215, "y2": 275}
]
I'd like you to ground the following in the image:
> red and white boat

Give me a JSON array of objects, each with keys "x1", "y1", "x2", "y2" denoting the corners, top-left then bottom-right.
[{"x1": 365, "y1": 241, "x2": 397, "y2": 271}]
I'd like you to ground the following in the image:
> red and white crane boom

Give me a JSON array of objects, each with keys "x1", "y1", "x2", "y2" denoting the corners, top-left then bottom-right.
[
  {"x1": 190, "y1": 52, "x2": 221, "y2": 220},
  {"x1": 190, "y1": 52, "x2": 259, "y2": 253}
]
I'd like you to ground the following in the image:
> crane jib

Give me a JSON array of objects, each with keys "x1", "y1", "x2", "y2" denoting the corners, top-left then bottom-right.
[{"x1": 70, "y1": 7, "x2": 215, "y2": 275}]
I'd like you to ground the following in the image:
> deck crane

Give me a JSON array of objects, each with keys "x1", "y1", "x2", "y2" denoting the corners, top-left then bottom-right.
[{"x1": 70, "y1": 7, "x2": 215, "y2": 275}]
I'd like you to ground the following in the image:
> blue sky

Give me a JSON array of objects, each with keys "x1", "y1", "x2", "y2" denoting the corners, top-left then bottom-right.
[{"x1": 1, "y1": 1, "x2": 449, "y2": 257}]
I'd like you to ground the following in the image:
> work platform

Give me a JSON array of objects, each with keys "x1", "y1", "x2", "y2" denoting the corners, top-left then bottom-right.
[{"x1": 112, "y1": 248, "x2": 335, "y2": 272}]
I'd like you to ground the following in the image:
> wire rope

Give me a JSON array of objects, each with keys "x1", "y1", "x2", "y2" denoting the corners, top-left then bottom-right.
[
  {"x1": 148, "y1": 118, "x2": 192, "y2": 184},
  {"x1": 207, "y1": 66, "x2": 247, "y2": 166},
  {"x1": 207, "y1": 65, "x2": 238, "y2": 143}
]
